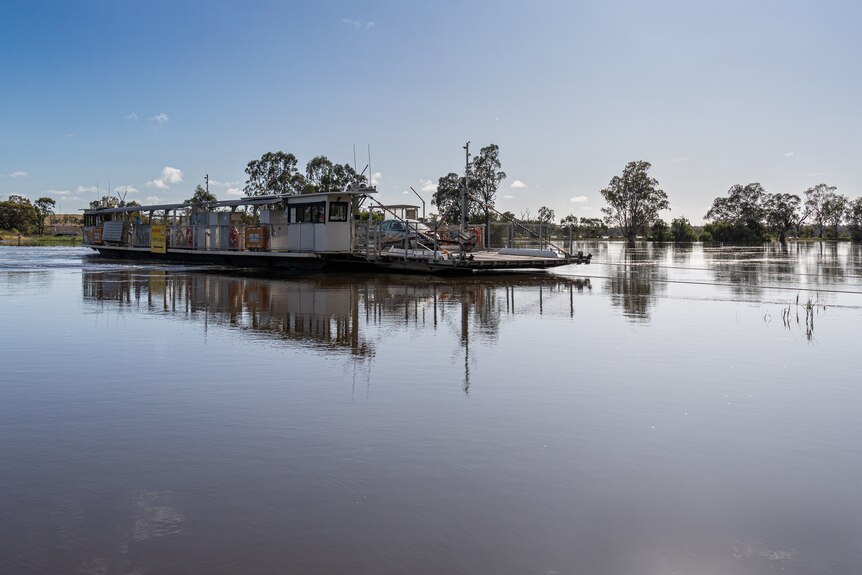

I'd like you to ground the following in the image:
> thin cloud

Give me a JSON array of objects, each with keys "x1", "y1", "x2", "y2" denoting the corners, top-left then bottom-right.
[
  {"x1": 671, "y1": 157, "x2": 689, "y2": 163},
  {"x1": 510, "y1": 180, "x2": 526, "y2": 189},
  {"x1": 46, "y1": 189, "x2": 70, "y2": 195},
  {"x1": 125, "y1": 112, "x2": 138, "y2": 120},
  {"x1": 209, "y1": 179, "x2": 240, "y2": 188},
  {"x1": 420, "y1": 179, "x2": 437, "y2": 194},
  {"x1": 146, "y1": 166, "x2": 183, "y2": 189},
  {"x1": 150, "y1": 113, "x2": 170, "y2": 124},
  {"x1": 784, "y1": 152, "x2": 794, "y2": 157},
  {"x1": 226, "y1": 187, "x2": 243, "y2": 196},
  {"x1": 76, "y1": 185, "x2": 98, "y2": 194},
  {"x1": 570, "y1": 196, "x2": 588, "y2": 203},
  {"x1": 503, "y1": 194, "x2": 514, "y2": 199},
  {"x1": 115, "y1": 185, "x2": 138, "y2": 195},
  {"x1": 342, "y1": 17, "x2": 375, "y2": 29},
  {"x1": 370, "y1": 171, "x2": 381, "y2": 186},
  {"x1": 145, "y1": 195, "x2": 162, "y2": 204},
  {"x1": 10, "y1": 171, "x2": 28, "y2": 178}
]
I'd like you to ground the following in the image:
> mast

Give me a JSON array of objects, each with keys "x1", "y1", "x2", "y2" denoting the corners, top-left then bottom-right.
[{"x1": 461, "y1": 141, "x2": 470, "y2": 233}]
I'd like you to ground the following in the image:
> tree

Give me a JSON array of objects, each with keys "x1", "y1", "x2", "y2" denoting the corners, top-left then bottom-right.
[
  {"x1": 304, "y1": 156, "x2": 363, "y2": 194},
  {"x1": 804, "y1": 183, "x2": 839, "y2": 238},
  {"x1": 600, "y1": 161, "x2": 669, "y2": 243},
  {"x1": 537, "y1": 206, "x2": 555, "y2": 224},
  {"x1": 185, "y1": 184, "x2": 217, "y2": 206},
  {"x1": 432, "y1": 172, "x2": 480, "y2": 224},
  {"x1": 764, "y1": 193, "x2": 800, "y2": 243},
  {"x1": 669, "y1": 216, "x2": 697, "y2": 242},
  {"x1": 0, "y1": 196, "x2": 38, "y2": 234},
  {"x1": 244, "y1": 151, "x2": 306, "y2": 196},
  {"x1": 559, "y1": 214, "x2": 579, "y2": 236},
  {"x1": 649, "y1": 218, "x2": 670, "y2": 241},
  {"x1": 579, "y1": 217, "x2": 608, "y2": 238},
  {"x1": 471, "y1": 144, "x2": 507, "y2": 234},
  {"x1": 33, "y1": 197, "x2": 56, "y2": 235},
  {"x1": 846, "y1": 197, "x2": 862, "y2": 241},
  {"x1": 703, "y1": 183, "x2": 768, "y2": 243},
  {"x1": 89, "y1": 196, "x2": 120, "y2": 209}
]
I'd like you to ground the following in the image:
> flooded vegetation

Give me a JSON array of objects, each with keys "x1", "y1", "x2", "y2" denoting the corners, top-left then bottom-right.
[{"x1": 2, "y1": 243, "x2": 862, "y2": 574}]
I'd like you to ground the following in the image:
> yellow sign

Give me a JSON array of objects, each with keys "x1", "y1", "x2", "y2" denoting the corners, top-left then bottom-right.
[{"x1": 150, "y1": 224, "x2": 167, "y2": 253}]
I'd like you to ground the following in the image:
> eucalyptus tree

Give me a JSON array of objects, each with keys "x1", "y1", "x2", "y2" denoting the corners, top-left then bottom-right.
[
  {"x1": 846, "y1": 197, "x2": 862, "y2": 241},
  {"x1": 33, "y1": 197, "x2": 56, "y2": 235},
  {"x1": 184, "y1": 185, "x2": 217, "y2": 206},
  {"x1": 600, "y1": 161, "x2": 669, "y2": 243},
  {"x1": 559, "y1": 214, "x2": 579, "y2": 236},
  {"x1": 305, "y1": 156, "x2": 363, "y2": 193},
  {"x1": 764, "y1": 193, "x2": 801, "y2": 243},
  {"x1": 704, "y1": 183, "x2": 768, "y2": 242},
  {"x1": 244, "y1": 151, "x2": 306, "y2": 196},
  {"x1": 670, "y1": 216, "x2": 697, "y2": 242},
  {"x1": 579, "y1": 217, "x2": 608, "y2": 238},
  {"x1": 803, "y1": 183, "x2": 843, "y2": 238},
  {"x1": 89, "y1": 196, "x2": 120, "y2": 209},
  {"x1": 537, "y1": 206, "x2": 555, "y2": 224},
  {"x1": 432, "y1": 172, "x2": 480, "y2": 224},
  {"x1": 471, "y1": 144, "x2": 507, "y2": 233}
]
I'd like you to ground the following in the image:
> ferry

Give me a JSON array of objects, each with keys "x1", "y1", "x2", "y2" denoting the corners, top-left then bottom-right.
[{"x1": 82, "y1": 185, "x2": 591, "y2": 273}]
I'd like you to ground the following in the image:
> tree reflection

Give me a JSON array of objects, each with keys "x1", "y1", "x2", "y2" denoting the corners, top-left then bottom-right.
[{"x1": 605, "y1": 243, "x2": 667, "y2": 321}]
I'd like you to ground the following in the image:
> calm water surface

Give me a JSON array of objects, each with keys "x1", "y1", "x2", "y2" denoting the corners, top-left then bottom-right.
[{"x1": 1, "y1": 243, "x2": 861, "y2": 574}]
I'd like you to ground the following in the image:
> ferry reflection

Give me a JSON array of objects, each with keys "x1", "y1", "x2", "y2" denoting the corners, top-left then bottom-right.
[{"x1": 81, "y1": 270, "x2": 592, "y2": 359}]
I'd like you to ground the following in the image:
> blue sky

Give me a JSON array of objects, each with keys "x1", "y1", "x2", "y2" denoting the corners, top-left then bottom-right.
[{"x1": 1, "y1": 0, "x2": 859, "y2": 222}]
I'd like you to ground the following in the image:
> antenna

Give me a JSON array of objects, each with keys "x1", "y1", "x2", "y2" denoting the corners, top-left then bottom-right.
[
  {"x1": 205, "y1": 173, "x2": 209, "y2": 194},
  {"x1": 367, "y1": 144, "x2": 372, "y2": 188},
  {"x1": 353, "y1": 144, "x2": 357, "y2": 174},
  {"x1": 461, "y1": 141, "x2": 470, "y2": 232}
]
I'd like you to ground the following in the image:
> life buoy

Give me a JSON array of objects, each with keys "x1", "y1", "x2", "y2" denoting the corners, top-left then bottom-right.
[
  {"x1": 229, "y1": 226, "x2": 239, "y2": 244},
  {"x1": 185, "y1": 227, "x2": 193, "y2": 246}
]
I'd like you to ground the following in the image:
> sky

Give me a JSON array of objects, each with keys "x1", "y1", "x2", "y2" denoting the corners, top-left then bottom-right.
[{"x1": 1, "y1": 0, "x2": 859, "y2": 223}]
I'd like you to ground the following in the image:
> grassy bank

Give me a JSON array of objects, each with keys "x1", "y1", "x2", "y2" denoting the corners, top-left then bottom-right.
[{"x1": 0, "y1": 230, "x2": 82, "y2": 246}]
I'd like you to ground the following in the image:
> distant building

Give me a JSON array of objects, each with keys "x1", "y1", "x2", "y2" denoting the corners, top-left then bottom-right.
[{"x1": 380, "y1": 204, "x2": 420, "y2": 220}]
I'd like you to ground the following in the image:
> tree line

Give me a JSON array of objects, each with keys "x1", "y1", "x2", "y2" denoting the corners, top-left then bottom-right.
[
  {"x1": 0, "y1": 195, "x2": 56, "y2": 236},
  {"x1": 9, "y1": 146, "x2": 861, "y2": 245}
]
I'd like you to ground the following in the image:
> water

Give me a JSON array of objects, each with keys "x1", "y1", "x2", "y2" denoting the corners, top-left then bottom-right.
[{"x1": 1, "y1": 243, "x2": 861, "y2": 574}]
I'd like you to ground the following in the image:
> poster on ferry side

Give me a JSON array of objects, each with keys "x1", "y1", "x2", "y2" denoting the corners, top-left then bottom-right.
[{"x1": 150, "y1": 224, "x2": 167, "y2": 254}]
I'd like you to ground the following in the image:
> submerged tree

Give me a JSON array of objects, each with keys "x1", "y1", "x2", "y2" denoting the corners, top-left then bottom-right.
[
  {"x1": 803, "y1": 183, "x2": 844, "y2": 238},
  {"x1": 703, "y1": 183, "x2": 769, "y2": 243},
  {"x1": 670, "y1": 216, "x2": 697, "y2": 242},
  {"x1": 600, "y1": 161, "x2": 669, "y2": 243},
  {"x1": 846, "y1": 197, "x2": 862, "y2": 241},
  {"x1": 764, "y1": 193, "x2": 801, "y2": 243},
  {"x1": 244, "y1": 151, "x2": 306, "y2": 196}
]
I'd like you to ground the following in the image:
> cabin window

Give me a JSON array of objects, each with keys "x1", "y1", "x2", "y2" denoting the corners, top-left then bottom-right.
[
  {"x1": 329, "y1": 202, "x2": 348, "y2": 222},
  {"x1": 289, "y1": 202, "x2": 327, "y2": 223}
]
